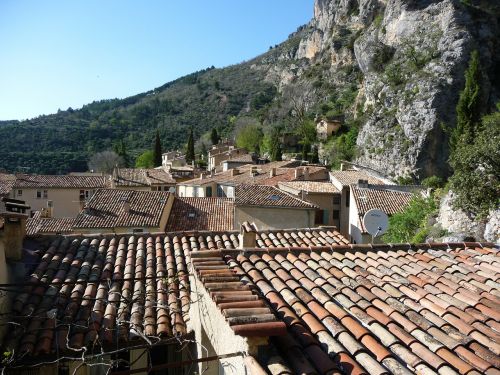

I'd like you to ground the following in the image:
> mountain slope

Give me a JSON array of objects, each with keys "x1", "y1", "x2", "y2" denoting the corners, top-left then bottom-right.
[{"x1": 1, "y1": 0, "x2": 498, "y2": 176}]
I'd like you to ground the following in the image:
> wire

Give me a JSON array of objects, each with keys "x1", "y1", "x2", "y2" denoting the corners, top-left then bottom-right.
[{"x1": 110, "y1": 352, "x2": 244, "y2": 375}]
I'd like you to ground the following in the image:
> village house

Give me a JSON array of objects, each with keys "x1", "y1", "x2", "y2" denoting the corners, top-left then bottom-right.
[
  {"x1": 111, "y1": 167, "x2": 176, "y2": 192},
  {"x1": 161, "y1": 150, "x2": 186, "y2": 167},
  {"x1": 278, "y1": 180, "x2": 341, "y2": 227},
  {"x1": 177, "y1": 161, "x2": 328, "y2": 198},
  {"x1": 330, "y1": 168, "x2": 387, "y2": 237},
  {"x1": 1, "y1": 211, "x2": 497, "y2": 375},
  {"x1": 165, "y1": 197, "x2": 234, "y2": 232},
  {"x1": 72, "y1": 188, "x2": 174, "y2": 234},
  {"x1": 233, "y1": 184, "x2": 317, "y2": 230},
  {"x1": 208, "y1": 146, "x2": 249, "y2": 172},
  {"x1": 316, "y1": 116, "x2": 342, "y2": 140},
  {"x1": 1, "y1": 174, "x2": 109, "y2": 218},
  {"x1": 221, "y1": 153, "x2": 255, "y2": 171},
  {"x1": 349, "y1": 183, "x2": 418, "y2": 244}
]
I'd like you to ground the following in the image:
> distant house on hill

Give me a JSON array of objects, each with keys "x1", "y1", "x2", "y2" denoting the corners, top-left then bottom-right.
[{"x1": 316, "y1": 116, "x2": 342, "y2": 140}]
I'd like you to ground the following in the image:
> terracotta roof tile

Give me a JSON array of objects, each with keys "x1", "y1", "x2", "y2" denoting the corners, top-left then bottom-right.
[
  {"x1": 13, "y1": 174, "x2": 109, "y2": 189},
  {"x1": 73, "y1": 189, "x2": 170, "y2": 228},
  {"x1": 165, "y1": 197, "x2": 234, "y2": 232},
  {"x1": 26, "y1": 212, "x2": 74, "y2": 235},
  {"x1": 113, "y1": 168, "x2": 175, "y2": 187},
  {"x1": 330, "y1": 170, "x2": 385, "y2": 186},
  {"x1": 6, "y1": 235, "x2": 190, "y2": 361},
  {"x1": 235, "y1": 184, "x2": 317, "y2": 209},
  {"x1": 351, "y1": 185, "x2": 414, "y2": 217},
  {"x1": 278, "y1": 180, "x2": 340, "y2": 194}
]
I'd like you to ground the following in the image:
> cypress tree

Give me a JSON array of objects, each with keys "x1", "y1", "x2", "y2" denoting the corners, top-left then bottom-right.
[
  {"x1": 450, "y1": 50, "x2": 481, "y2": 153},
  {"x1": 269, "y1": 128, "x2": 282, "y2": 161},
  {"x1": 210, "y1": 128, "x2": 219, "y2": 145},
  {"x1": 186, "y1": 127, "x2": 195, "y2": 164},
  {"x1": 153, "y1": 130, "x2": 162, "y2": 167}
]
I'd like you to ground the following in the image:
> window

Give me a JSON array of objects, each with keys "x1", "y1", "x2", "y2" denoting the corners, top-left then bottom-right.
[
  {"x1": 346, "y1": 192, "x2": 350, "y2": 207},
  {"x1": 17, "y1": 189, "x2": 22, "y2": 197},
  {"x1": 43, "y1": 190, "x2": 48, "y2": 198},
  {"x1": 206, "y1": 186, "x2": 212, "y2": 197},
  {"x1": 332, "y1": 210, "x2": 340, "y2": 220},
  {"x1": 132, "y1": 228, "x2": 144, "y2": 233},
  {"x1": 315, "y1": 210, "x2": 324, "y2": 225},
  {"x1": 332, "y1": 194, "x2": 341, "y2": 205},
  {"x1": 36, "y1": 190, "x2": 42, "y2": 199}
]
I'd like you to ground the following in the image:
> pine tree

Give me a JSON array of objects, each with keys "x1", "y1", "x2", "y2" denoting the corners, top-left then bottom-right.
[
  {"x1": 186, "y1": 127, "x2": 195, "y2": 164},
  {"x1": 450, "y1": 50, "x2": 481, "y2": 153},
  {"x1": 269, "y1": 128, "x2": 282, "y2": 161},
  {"x1": 210, "y1": 128, "x2": 219, "y2": 145},
  {"x1": 153, "y1": 130, "x2": 162, "y2": 167}
]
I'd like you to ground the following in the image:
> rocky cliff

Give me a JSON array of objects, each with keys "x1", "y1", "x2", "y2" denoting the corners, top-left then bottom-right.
[{"x1": 257, "y1": 0, "x2": 499, "y2": 179}]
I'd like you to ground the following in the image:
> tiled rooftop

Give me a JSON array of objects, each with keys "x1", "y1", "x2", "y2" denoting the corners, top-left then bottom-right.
[
  {"x1": 181, "y1": 161, "x2": 328, "y2": 187},
  {"x1": 330, "y1": 170, "x2": 385, "y2": 186},
  {"x1": 26, "y1": 212, "x2": 74, "y2": 235},
  {"x1": 12, "y1": 174, "x2": 110, "y2": 189},
  {"x1": 218, "y1": 243, "x2": 500, "y2": 374},
  {"x1": 351, "y1": 185, "x2": 414, "y2": 216},
  {"x1": 165, "y1": 197, "x2": 234, "y2": 232},
  {"x1": 235, "y1": 184, "x2": 317, "y2": 209},
  {"x1": 113, "y1": 168, "x2": 175, "y2": 187},
  {"x1": 73, "y1": 189, "x2": 170, "y2": 229},
  {"x1": 5, "y1": 235, "x2": 190, "y2": 360},
  {"x1": 279, "y1": 181, "x2": 340, "y2": 194},
  {"x1": 0, "y1": 173, "x2": 16, "y2": 195}
]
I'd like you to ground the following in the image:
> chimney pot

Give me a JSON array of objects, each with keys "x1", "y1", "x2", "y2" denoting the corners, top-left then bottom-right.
[
  {"x1": 239, "y1": 222, "x2": 256, "y2": 249},
  {"x1": 270, "y1": 167, "x2": 276, "y2": 177}
]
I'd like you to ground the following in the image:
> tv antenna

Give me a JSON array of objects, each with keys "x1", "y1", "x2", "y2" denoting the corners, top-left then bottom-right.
[{"x1": 362, "y1": 209, "x2": 389, "y2": 243}]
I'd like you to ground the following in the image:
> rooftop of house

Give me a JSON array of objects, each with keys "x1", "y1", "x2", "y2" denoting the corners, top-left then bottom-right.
[
  {"x1": 4, "y1": 174, "x2": 110, "y2": 189},
  {"x1": 194, "y1": 241, "x2": 500, "y2": 374},
  {"x1": 278, "y1": 180, "x2": 340, "y2": 194},
  {"x1": 5, "y1": 215, "x2": 498, "y2": 373},
  {"x1": 26, "y1": 211, "x2": 74, "y2": 235},
  {"x1": 235, "y1": 184, "x2": 317, "y2": 209},
  {"x1": 181, "y1": 161, "x2": 327, "y2": 187},
  {"x1": 0, "y1": 173, "x2": 16, "y2": 195},
  {"x1": 351, "y1": 185, "x2": 415, "y2": 217},
  {"x1": 165, "y1": 197, "x2": 234, "y2": 232},
  {"x1": 223, "y1": 153, "x2": 254, "y2": 163},
  {"x1": 113, "y1": 168, "x2": 175, "y2": 187},
  {"x1": 330, "y1": 169, "x2": 385, "y2": 187},
  {"x1": 73, "y1": 189, "x2": 171, "y2": 229}
]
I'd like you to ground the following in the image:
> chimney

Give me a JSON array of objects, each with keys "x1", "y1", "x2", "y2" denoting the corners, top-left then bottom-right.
[
  {"x1": 239, "y1": 222, "x2": 256, "y2": 249},
  {"x1": 200, "y1": 173, "x2": 205, "y2": 180},
  {"x1": 269, "y1": 167, "x2": 277, "y2": 177},
  {"x1": 304, "y1": 167, "x2": 310, "y2": 180},
  {"x1": 0, "y1": 211, "x2": 28, "y2": 261},
  {"x1": 340, "y1": 163, "x2": 345, "y2": 171},
  {"x1": 294, "y1": 167, "x2": 303, "y2": 179},
  {"x1": 357, "y1": 179, "x2": 369, "y2": 188}
]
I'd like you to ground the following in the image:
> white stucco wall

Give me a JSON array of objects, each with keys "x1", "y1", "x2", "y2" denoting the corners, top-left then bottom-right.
[{"x1": 189, "y1": 275, "x2": 251, "y2": 375}]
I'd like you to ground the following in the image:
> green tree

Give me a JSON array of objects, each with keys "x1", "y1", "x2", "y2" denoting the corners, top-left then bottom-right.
[
  {"x1": 449, "y1": 104, "x2": 500, "y2": 217},
  {"x1": 135, "y1": 150, "x2": 154, "y2": 168},
  {"x1": 210, "y1": 128, "x2": 220, "y2": 145},
  {"x1": 113, "y1": 140, "x2": 130, "y2": 167},
  {"x1": 384, "y1": 194, "x2": 438, "y2": 243},
  {"x1": 153, "y1": 130, "x2": 162, "y2": 167},
  {"x1": 235, "y1": 123, "x2": 263, "y2": 154},
  {"x1": 186, "y1": 127, "x2": 195, "y2": 164},
  {"x1": 296, "y1": 120, "x2": 317, "y2": 162},
  {"x1": 450, "y1": 50, "x2": 482, "y2": 153}
]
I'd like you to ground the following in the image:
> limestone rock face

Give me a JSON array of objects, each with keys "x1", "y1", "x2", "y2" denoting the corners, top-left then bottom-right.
[
  {"x1": 437, "y1": 191, "x2": 499, "y2": 242},
  {"x1": 259, "y1": 0, "x2": 499, "y2": 179}
]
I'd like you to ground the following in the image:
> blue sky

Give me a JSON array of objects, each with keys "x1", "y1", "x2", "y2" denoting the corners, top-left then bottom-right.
[{"x1": 0, "y1": 1, "x2": 313, "y2": 120}]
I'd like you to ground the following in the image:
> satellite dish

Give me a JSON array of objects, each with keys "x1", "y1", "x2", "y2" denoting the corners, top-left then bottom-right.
[{"x1": 363, "y1": 209, "x2": 389, "y2": 237}]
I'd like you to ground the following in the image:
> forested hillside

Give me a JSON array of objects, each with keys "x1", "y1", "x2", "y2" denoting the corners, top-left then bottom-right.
[{"x1": 1, "y1": 0, "x2": 498, "y2": 177}]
